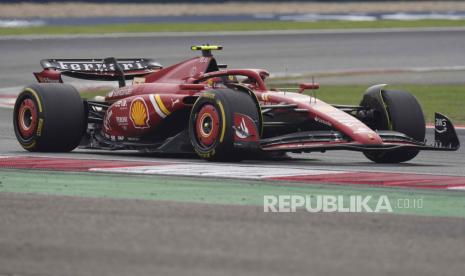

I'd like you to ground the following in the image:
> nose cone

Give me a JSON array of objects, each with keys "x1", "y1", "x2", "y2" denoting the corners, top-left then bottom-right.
[{"x1": 355, "y1": 131, "x2": 383, "y2": 145}]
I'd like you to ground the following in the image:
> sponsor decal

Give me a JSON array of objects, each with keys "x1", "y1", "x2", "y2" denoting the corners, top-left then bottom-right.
[
  {"x1": 108, "y1": 87, "x2": 133, "y2": 98},
  {"x1": 116, "y1": 116, "x2": 128, "y2": 126},
  {"x1": 56, "y1": 61, "x2": 145, "y2": 72},
  {"x1": 233, "y1": 113, "x2": 258, "y2": 142},
  {"x1": 235, "y1": 118, "x2": 250, "y2": 139},
  {"x1": 113, "y1": 99, "x2": 128, "y2": 109},
  {"x1": 171, "y1": 98, "x2": 180, "y2": 108},
  {"x1": 130, "y1": 97, "x2": 150, "y2": 128},
  {"x1": 435, "y1": 118, "x2": 447, "y2": 133},
  {"x1": 116, "y1": 116, "x2": 129, "y2": 130},
  {"x1": 314, "y1": 116, "x2": 332, "y2": 127},
  {"x1": 36, "y1": 118, "x2": 44, "y2": 136},
  {"x1": 312, "y1": 104, "x2": 377, "y2": 136}
]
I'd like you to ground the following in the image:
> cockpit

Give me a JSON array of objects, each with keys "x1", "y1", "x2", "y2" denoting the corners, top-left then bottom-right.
[{"x1": 196, "y1": 68, "x2": 270, "y2": 91}]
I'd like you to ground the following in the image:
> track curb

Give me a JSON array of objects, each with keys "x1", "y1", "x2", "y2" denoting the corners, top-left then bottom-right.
[{"x1": 2, "y1": 155, "x2": 465, "y2": 191}]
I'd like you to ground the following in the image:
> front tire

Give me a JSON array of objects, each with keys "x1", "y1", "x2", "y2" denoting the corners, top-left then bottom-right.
[
  {"x1": 361, "y1": 88, "x2": 425, "y2": 163},
  {"x1": 13, "y1": 83, "x2": 86, "y2": 152},
  {"x1": 188, "y1": 89, "x2": 261, "y2": 161}
]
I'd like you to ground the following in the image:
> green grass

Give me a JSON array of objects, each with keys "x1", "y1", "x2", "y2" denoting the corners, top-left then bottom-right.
[
  {"x1": 80, "y1": 88, "x2": 112, "y2": 99},
  {"x1": 1, "y1": 169, "x2": 464, "y2": 218},
  {"x1": 268, "y1": 83, "x2": 465, "y2": 124},
  {"x1": 2, "y1": 19, "x2": 465, "y2": 36}
]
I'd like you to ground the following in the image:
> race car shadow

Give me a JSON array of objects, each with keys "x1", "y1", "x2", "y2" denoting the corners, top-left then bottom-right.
[
  {"x1": 258, "y1": 153, "x2": 448, "y2": 168},
  {"x1": 280, "y1": 159, "x2": 443, "y2": 168},
  {"x1": 72, "y1": 150, "x2": 198, "y2": 160}
]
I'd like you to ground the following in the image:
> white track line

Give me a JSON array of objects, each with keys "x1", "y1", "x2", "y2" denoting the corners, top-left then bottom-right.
[
  {"x1": 90, "y1": 163, "x2": 346, "y2": 179},
  {"x1": 0, "y1": 94, "x2": 16, "y2": 109}
]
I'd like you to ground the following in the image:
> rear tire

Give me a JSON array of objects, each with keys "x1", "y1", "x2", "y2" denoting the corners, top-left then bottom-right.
[
  {"x1": 188, "y1": 89, "x2": 261, "y2": 161},
  {"x1": 13, "y1": 83, "x2": 86, "y2": 152},
  {"x1": 361, "y1": 89, "x2": 425, "y2": 163}
]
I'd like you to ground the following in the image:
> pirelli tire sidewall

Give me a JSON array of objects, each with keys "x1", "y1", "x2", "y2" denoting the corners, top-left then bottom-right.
[
  {"x1": 189, "y1": 91, "x2": 235, "y2": 161},
  {"x1": 13, "y1": 83, "x2": 86, "y2": 152}
]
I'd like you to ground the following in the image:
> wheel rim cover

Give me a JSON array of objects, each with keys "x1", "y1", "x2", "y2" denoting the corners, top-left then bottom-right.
[
  {"x1": 18, "y1": 98, "x2": 38, "y2": 139},
  {"x1": 195, "y1": 104, "x2": 220, "y2": 147}
]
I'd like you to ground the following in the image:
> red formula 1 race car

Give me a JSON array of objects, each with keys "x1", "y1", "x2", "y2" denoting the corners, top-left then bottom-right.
[{"x1": 13, "y1": 45, "x2": 460, "y2": 163}]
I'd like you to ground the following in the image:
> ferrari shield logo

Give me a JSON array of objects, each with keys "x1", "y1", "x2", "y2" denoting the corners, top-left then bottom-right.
[
  {"x1": 235, "y1": 118, "x2": 250, "y2": 139},
  {"x1": 233, "y1": 113, "x2": 259, "y2": 142}
]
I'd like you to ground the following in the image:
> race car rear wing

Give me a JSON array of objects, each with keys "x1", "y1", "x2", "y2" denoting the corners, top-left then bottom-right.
[{"x1": 34, "y1": 57, "x2": 162, "y2": 86}]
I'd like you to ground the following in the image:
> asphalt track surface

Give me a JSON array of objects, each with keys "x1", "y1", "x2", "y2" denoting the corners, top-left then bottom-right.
[
  {"x1": 1, "y1": 193, "x2": 464, "y2": 276},
  {"x1": 1, "y1": 30, "x2": 465, "y2": 275},
  {"x1": 2, "y1": 28, "x2": 465, "y2": 87}
]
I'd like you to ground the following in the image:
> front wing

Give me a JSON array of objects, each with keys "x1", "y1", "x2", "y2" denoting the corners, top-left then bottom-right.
[{"x1": 260, "y1": 113, "x2": 460, "y2": 153}]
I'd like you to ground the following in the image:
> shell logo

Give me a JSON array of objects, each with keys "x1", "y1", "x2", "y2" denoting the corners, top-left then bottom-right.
[{"x1": 130, "y1": 97, "x2": 150, "y2": 128}]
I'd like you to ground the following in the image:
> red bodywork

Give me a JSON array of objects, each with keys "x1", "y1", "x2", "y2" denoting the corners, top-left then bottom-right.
[
  {"x1": 94, "y1": 54, "x2": 380, "y2": 147},
  {"x1": 32, "y1": 49, "x2": 459, "y2": 155}
]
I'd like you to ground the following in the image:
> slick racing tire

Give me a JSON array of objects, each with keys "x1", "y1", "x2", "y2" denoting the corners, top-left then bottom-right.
[
  {"x1": 13, "y1": 83, "x2": 86, "y2": 152},
  {"x1": 361, "y1": 89, "x2": 425, "y2": 163},
  {"x1": 189, "y1": 88, "x2": 261, "y2": 161}
]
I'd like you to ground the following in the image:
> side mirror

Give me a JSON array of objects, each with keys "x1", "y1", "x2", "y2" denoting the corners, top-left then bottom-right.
[{"x1": 299, "y1": 82, "x2": 320, "y2": 93}]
